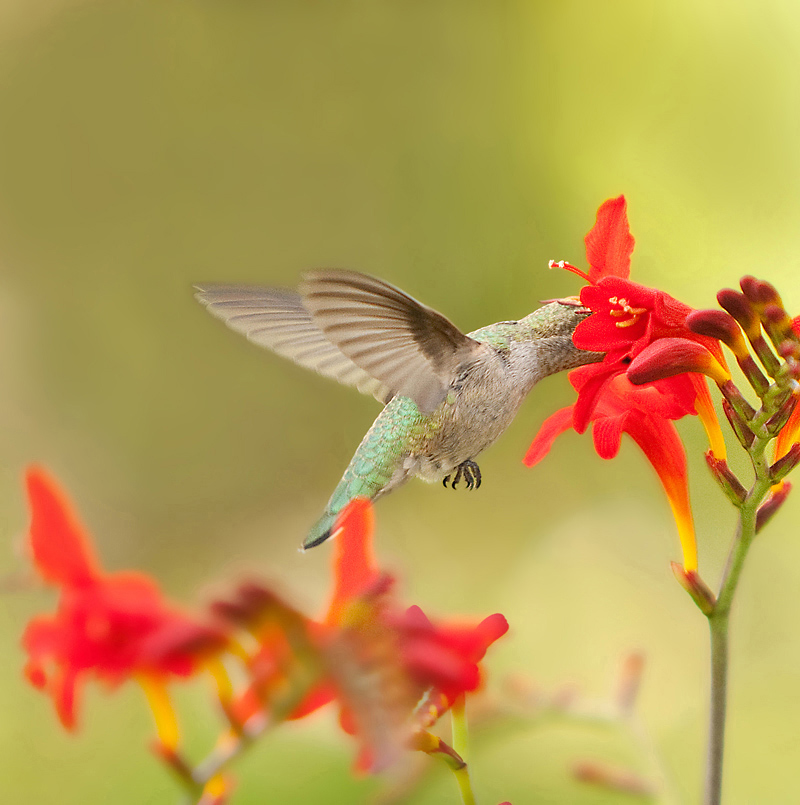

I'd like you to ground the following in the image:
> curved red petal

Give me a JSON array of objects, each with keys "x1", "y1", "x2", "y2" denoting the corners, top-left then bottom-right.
[
  {"x1": 571, "y1": 362, "x2": 624, "y2": 433},
  {"x1": 25, "y1": 466, "x2": 100, "y2": 588},
  {"x1": 325, "y1": 498, "x2": 380, "y2": 625},
  {"x1": 53, "y1": 665, "x2": 80, "y2": 731},
  {"x1": 523, "y1": 407, "x2": 575, "y2": 467},
  {"x1": 22, "y1": 615, "x2": 64, "y2": 662},
  {"x1": 288, "y1": 680, "x2": 337, "y2": 720},
  {"x1": 471, "y1": 613, "x2": 510, "y2": 657},
  {"x1": 584, "y1": 196, "x2": 634, "y2": 282},
  {"x1": 622, "y1": 411, "x2": 697, "y2": 570},
  {"x1": 591, "y1": 414, "x2": 626, "y2": 459}
]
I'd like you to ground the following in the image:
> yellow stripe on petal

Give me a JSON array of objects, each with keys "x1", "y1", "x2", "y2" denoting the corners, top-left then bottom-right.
[
  {"x1": 774, "y1": 399, "x2": 800, "y2": 462},
  {"x1": 692, "y1": 377, "x2": 727, "y2": 460},
  {"x1": 666, "y1": 486, "x2": 698, "y2": 573},
  {"x1": 138, "y1": 675, "x2": 180, "y2": 751}
]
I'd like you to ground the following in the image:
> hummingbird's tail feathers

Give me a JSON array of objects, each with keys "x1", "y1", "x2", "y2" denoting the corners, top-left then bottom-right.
[
  {"x1": 194, "y1": 283, "x2": 391, "y2": 403},
  {"x1": 302, "y1": 512, "x2": 337, "y2": 550},
  {"x1": 301, "y1": 393, "x2": 417, "y2": 549}
]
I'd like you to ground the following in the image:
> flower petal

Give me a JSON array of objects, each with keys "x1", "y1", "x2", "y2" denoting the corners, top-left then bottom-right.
[
  {"x1": 325, "y1": 499, "x2": 381, "y2": 625},
  {"x1": 523, "y1": 406, "x2": 575, "y2": 467},
  {"x1": 591, "y1": 414, "x2": 626, "y2": 460},
  {"x1": 623, "y1": 411, "x2": 697, "y2": 571},
  {"x1": 26, "y1": 466, "x2": 100, "y2": 588},
  {"x1": 584, "y1": 195, "x2": 634, "y2": 282}
]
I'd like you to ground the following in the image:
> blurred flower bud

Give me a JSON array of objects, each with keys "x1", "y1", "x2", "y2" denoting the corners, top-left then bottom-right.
[{"x1": 574, "y1": 761, "x2": 654, "y2": 796}]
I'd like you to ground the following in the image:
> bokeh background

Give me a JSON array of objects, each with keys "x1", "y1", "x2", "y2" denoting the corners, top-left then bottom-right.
[{"x1": 1, "y1": 2, "x2": 799, "y2": 803}]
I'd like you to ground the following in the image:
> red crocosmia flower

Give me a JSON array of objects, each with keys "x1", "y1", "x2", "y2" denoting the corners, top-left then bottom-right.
[
  {"x1": 525, "y1": 372, "x2": 699, "y2": 571},
  {"x1": 393, "y1": 604, "x2": 508, "y2": 707},
  {"x1": 21, "y1": 466, "x2": 227, "y2": 745},
  {"x1": 227, "y1": 498, "x2": 508, "y2": 773},
  {"x1": 326, "y1": 500, "x2": 508, "y2": 700},
  {"x1": 325, "y1": 499, "x2": 508, "y2": 771},
  {"x1": 554, "y1": 196, "x2": 727, "y2": 445}
]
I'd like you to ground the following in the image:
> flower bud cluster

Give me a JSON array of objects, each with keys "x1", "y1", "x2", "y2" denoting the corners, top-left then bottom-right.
[
  {"x1": 686, "y1": 277, "x2": 800, "y2": 518},
  {"x1": 610, "y1": 272, "x2": 800, "y2": 539}
]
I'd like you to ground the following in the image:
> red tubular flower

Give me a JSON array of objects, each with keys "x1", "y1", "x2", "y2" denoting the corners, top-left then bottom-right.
[
  {"x1": 323, "y1": 500, "x2": 508, "y2": 771},
  {"x1": 224, "y1": 498, "x2": 508, "y2": 773},
  {"x1": 21, "y1": 467, "x2": 227, "y2": 744},
  {"x1": 553, "y1": 196, "x2": 726, "y2": 456},
  {"x1": 525, "y1": 372, "x2": 699, "y2": 571}
]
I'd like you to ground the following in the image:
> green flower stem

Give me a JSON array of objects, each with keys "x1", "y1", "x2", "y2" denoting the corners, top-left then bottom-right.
[
  {"x1": 702, "y1": 432, "x2": 772, "y2": 805},
  {"x1": 704, "y1": 613, "x2": 728, "y2": 805},
  {"x1": 450, "y1": 696, "x2": 477, "y2": 805},
  {"x1": 453, "y1": 765, "x2": 477, "y2": 805},
  {"x1": 451, "y1": 695, "x2": 470, "y2": 763}
]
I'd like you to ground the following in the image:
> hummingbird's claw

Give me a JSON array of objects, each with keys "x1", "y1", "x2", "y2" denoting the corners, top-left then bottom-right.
[{"x1": 443, "y1": 460, "x2": 482, "y2": 491}]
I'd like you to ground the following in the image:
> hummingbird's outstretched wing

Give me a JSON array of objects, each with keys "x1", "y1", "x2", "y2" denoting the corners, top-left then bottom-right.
[
  {"x1": 299, "y1": 270, "x2": 487, "y2": 414},
  {"x1": 194, "y1": 284, "x2": 392, "y2": 403}
]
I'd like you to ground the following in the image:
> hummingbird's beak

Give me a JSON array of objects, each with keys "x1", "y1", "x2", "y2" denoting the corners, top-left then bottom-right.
[{"x1": 538, "y1": 295, "x2": 587, "y2": 309}]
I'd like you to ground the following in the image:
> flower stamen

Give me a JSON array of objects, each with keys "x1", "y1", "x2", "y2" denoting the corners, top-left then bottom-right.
[
  {"x1": 607, "y1": 297, "x2": 648, "y2": 328},
  {"x1": 550, "y1": 259, "x2": 591, "y2": 282}
]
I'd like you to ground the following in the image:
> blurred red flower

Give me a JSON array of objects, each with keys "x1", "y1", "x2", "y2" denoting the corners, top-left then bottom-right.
[
  {"x1": 21, "y1": 466, "x2": 227, "y2": 738},
  {"x1": 226, "y1": 498, "x2": 508, "y2": 772}
]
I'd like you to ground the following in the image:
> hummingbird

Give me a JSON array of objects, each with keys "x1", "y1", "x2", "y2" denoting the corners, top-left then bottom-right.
[{"x1": 195, "y1": 270, "x2": 601, "y2": 549}]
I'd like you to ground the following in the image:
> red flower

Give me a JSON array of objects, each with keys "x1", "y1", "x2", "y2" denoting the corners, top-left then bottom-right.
[
  {"x1": 21, "y1": 467, "x2": 227, "y2": 743},
  {"x1": 554, "y1": 196, "x2": 727, "y2": 439},
  {"x1": 225, "y1": 499, "x2": 508, "y2": 772},
  {"x1": 323, "y1": 500, "x2": 509, "y2": 770},
  {"x1": 525, "y1": 372, "x2": 699, "y2": 571}
]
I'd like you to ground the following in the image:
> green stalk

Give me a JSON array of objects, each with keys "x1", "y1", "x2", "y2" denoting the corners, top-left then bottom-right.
[
  {"x1": 451, "y1": 696, "x2": 477, "y2": 805},
  {"x1": 704, "y1": 612, "x2": 728, "y2": 805},
  {"x1": 702, "y1": 432, "x2": 772, "y2": 805}
]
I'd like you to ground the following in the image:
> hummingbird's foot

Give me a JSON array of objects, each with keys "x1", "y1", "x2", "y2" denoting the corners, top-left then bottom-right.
[{"x1": 442, "y1": 460, "x2": 482, "y2": 490}]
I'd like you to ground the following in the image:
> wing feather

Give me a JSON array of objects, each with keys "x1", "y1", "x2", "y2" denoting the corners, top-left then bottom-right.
[
  {"x1": 299, "y1": 270, "x2": 486, "y2": 414},
  {"x1": 194, "y1": 284, "x2": 390, "y2": 402}
]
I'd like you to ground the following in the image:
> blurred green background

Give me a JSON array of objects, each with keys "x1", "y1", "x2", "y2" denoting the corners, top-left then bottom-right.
[{"x1": 1, "y1": 1, "x2": 800, "y2": 802}]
